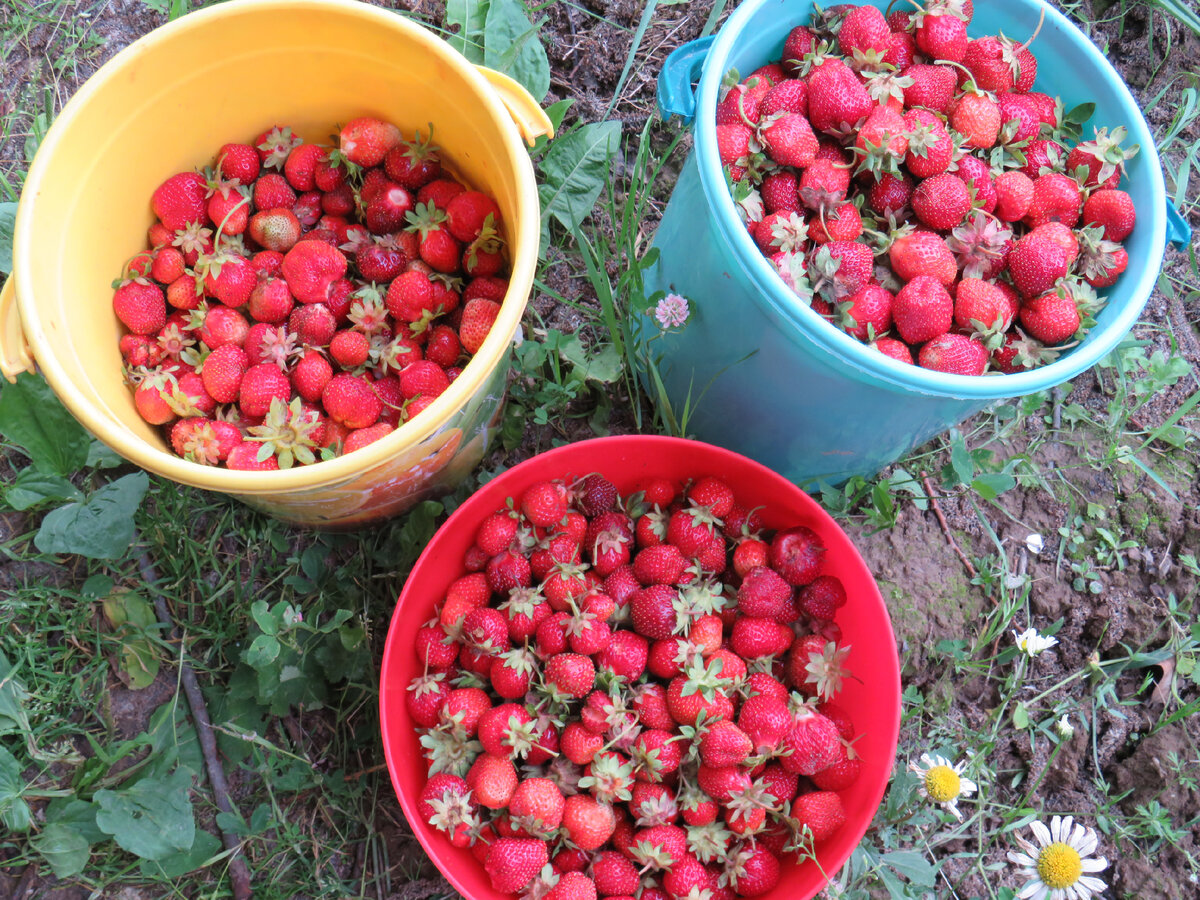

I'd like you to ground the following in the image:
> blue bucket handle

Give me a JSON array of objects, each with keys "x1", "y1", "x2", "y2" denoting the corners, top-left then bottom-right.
[
  {"x1": 1165, "y1": 202, "x2": 1192, "y2": 248},
  {"x1": 658, "y1": 35, "x2": 716, "y2": 126}
]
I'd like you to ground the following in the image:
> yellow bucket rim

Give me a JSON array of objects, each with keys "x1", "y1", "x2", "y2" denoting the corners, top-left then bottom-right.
[{"x1": 13, "y1": 0, "x2": 541, "y2": 495}]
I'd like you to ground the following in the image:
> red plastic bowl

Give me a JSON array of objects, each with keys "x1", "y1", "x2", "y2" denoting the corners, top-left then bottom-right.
[{"x1": 380, "y1": 435, "x2": 900, "y2": 900}]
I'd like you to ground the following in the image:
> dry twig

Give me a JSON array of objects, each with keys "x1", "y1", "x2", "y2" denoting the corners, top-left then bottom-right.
[{"x1": 920, "y1": 474, "x2": 978, "y2": 580}]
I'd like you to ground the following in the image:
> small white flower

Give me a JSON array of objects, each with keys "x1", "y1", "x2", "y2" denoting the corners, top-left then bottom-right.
[
  {"x1": 908, "y1": 753, "x2": 977, "y2": 821},
  {"x1": 1055, "y1": 715, "x2": 1074, "y2": 741},
  {"x1": 1025, "y1": 533, "x2": 1045, "y2": 554},
  {"x1": 1013, "y1": 626, "x2": 1058, "y2": 658},
  {"x1": 654, "y1": 293, "x2": 690, "y2": 329},
  {"x1": 1008, "y1": 815, "x2": 1108, "y2": 900}
]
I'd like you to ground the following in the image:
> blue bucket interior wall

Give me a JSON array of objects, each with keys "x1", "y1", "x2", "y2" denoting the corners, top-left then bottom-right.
[{"x1": 646, "y1": 0, "x2": 1172, "y2": 487}]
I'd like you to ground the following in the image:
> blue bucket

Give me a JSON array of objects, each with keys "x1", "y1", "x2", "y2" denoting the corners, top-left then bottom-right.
[{"x1": 647, "y1": 0, "x2": 1191, "y2": 486}]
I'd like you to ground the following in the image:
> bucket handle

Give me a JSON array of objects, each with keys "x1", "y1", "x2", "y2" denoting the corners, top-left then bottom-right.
[
  {"x1": 475, "y1": 67, "x2": 555, "y2": 147},
  {"x1": 0, "y1": 275, "x2": 35, "y2": 383},
  {"x1": 1166, "y1": 201, "x2": 1192, "y2": 248},
  {"x1": 657, "y1": 36, "x2": 715, "y2": 126}
]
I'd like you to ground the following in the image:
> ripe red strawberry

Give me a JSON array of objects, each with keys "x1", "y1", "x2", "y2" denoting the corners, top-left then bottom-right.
[
  {"x1": 522, "y1": 480, "x2": 569, "y2": 527},
  {"x1": 780, "y1": 24, "x2": 815, "y2": 74},
  {"x1": 715, "y1": 74, "x2": 773, "y2": 127},
  {"x1": 770, "y1": 525, "x2": 824, "y2": 585},
  {"x1": 954, "y1": 278, "x2": 1014, "y2": 334},
  {"x1": 835, "y1": 284, "x2": 893, "y2": 342},
  {"x1": 113, "y1": 279, "x2": 167, "y2": 335},
  {"x1": 950, "y1": 91, "x2": 1001, "y2": 149},
  {"x1": 281, "y1": 241, "x2": 347, "y2": 305},
  {"x1": 216, "y1": 142, "x2": 260, "y2": 184},
  {"x1": 201, "y1": 344, "x2": 249, "y2": 404},
  {"x1": 919, "y1": 333, "x2": 989, "y2": 375},
  {"x1": 953, "y1": 154, "x2": 997, "y2": 214},
  {"x1": 483, "y1": 837, "x2": 547, "y2": 893},
  {"x1": 807, "y1": 58, "x2": 873, "y2": 134},
  {"x1": 838, "y1": 5, "x2": 890, "y2": 59},
  {"x1": 339, "y1": 116, "x2": 402, "y2": 167},
  {"x1": 866, "y1": 172, "x2": 913, "y2": 219},
  {"x1": 727, "y1": 845, "x2": 781, "y2": 896},
  {"x1": 1021, "y1": 138, "x2": 1066, "y2": 180},
  {"x1": 445, "y1": 190, "x2": 502, "y2": 243},
  {"x1": 779, "y1": 706, "x2": 841, "y2": 776},
  {"x1": 797, "y1": 158, "x2": 851, "y2": 213},
  {"x1": 808, "y1": 202, "x2": 862, "y2": 245},
  {"x1": 1020, "y1": 290, "x2": 1081, "y2": 344},
  {"x1": 322, "y1": 373, "x2": 381, "y2": 429},
  {"x1": 760, "y1": 173, "x2": 801, "y2": 215},
  {"x1": 226, "y1": 441, "x2": 279, "y2": 471},
  {"x1": 760, "y1": 78, "x2": 808, "y2": 118},
  {"x1": 632, "y1": 544, "x2": 688, "y2": 586},
  {"x1": 1082, "y1": 189, "x2": 1136, "y2": 242},
  {"x1": 994, "y1": 171, "x2": 1034, "y2": 222},
  {"x1": 544, "y1": 653, "x2": 596, "y2": 699},
  {"x1": 1008, "y1": 227, "x2": 1074, "y2": 299},
  {"x1": 253, "y1": 172, "x2": 297, "y2": 211},
  {"x1": 911, "y1": 173, "x2": 972, "y2": 231},
  {"x1": 698, "y1": 720, "x2": 753, "y2": 768},
  {"x1": 760, "y1": 113, "x2": 818, "y2": 168},
  {"x1": 901, "y1": 64, "x2": 956, "y2": 114},
  {"x1": 916, "y1": 13, "x2": 968, "y2": 62},
  {"x1": 889, "y1": 231, "x2": 957, "y2": 285},
  {"x1": 1023, "y1": 173, "x2": 1082, "y2": 229},
  {"x1": 792, "y1": 791, "x2": 846, "y2": 842},
  {"x1": 873, "y1": 336, "x2": 914, "y2": 364},
  {"x1": 562, "y1": 795, "x2": 616, "y2": 851},
  {"x1": 365, "y1": 181, "x2": 414, "y2": 234},
  {"x1": 729, "y1": 616, "x2": 793, "y2": 660},
  {"x1": 459, "y1": 298, "x2": 500, "y2": 355},
  {"x1": 237, "y1": 364, "x2": 290, "y2": 419},
  {"x1": 169, "y1": 417, "x2": 240, "y2": 465},
  {"x1": 737, "y1": 566, "x2": 791, "y2": 620},
  {"x1": 1067, "y1": 127, "x2": 1136, "y2": 189},
  {"x1": 893, "y1": 275, "x2": 953, "y2": 344},
  {"x1": 152, "y1": 172, "x2": 208, "y2": 230}
]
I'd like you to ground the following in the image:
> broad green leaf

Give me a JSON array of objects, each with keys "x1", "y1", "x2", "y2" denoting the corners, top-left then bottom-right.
[
  {"x1": 31, "y1": 823, "x2": 90, "y2": 878},
  {"x1": 0, "y1": 373, "x2": 90, "y2": 476},
  {"x1": 94, "y1": 767, "x2": 195, "y2": 860},
  {"x1": 250, "y1": 600, "x2": 280, "y2": 636},
  {"x1": 531, "y1": 99, "x2": 574, "y2": 154},
  {"x1": 948, "y1": 430, "x2": 974, "y2": 486},
  {"x1": 560, "y1": 337, "x2": 623, "y2": 384},
  {"x1": 445, "y1": 0, "x2": 489, "y2": 62},
  {"x1": 86, "y1": 439, "x2": 126, "y2": 469},
  {"x1": 1013, "y1": 702, "x2": 1029, "y2": 730},
  {"x1": 121, "y1": 639, "x2": 160, "y2": 690},
  {"x1": 0, "y1": 744, "x2": 31, "y2": 832},
  {"x1": 143, "y1": 698, "x2": 202, "y2": 780},
  {"x1": 0, "y1": 203, "x2": 15, "y2": 274},
  {"x1": 34, "y1": 472, "x2": 149, "y2": 559},
  {"x1": 4, "y1": 467, "x2": 84, "y2": 510},
  {"x1": 103, "y1": 589, "x2": 157, "y2": 630},
  {"x1": 244, "y1": 634, "x2": 280, "y2": 668},
  {"x1": 972, "y1": 472, "x2": 1016, "y2": 500},
  {"x1": 483, "y1": 0, "x2": 550, "y2": 101},
  {"x1": 882, "y1": 850, "x2": 937, "y2": 886},
  {"x1": 44, "y1": 798, "x2": 107, "y2": 844},
  {"x1": 138, "y1": 828, "x2": 222, "y2": 878},
  {"x1": 537, "y1": 121, "x2": 622, "y2": 246}
]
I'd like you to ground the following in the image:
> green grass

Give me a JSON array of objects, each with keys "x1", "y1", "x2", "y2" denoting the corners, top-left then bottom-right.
[{"x1": 2, "y1": 0, "x2": 1200, "y2": 898}]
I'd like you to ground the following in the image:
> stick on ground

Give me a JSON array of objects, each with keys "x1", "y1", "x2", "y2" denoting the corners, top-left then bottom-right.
[
  {"x1": 137, "y1": 552, "x2": 254, "y2": 900},
  {"x1": 920, "y1": 474, "x2": 978, "y2": 581}
]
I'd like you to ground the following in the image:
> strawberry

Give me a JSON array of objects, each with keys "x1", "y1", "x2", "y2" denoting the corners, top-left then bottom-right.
[
  {"x1": 152, "y1": 172, "x2": 208, "y2": 231},
  {"x1": 866, "y1": 172, "x2": 913, "y2": 219},
  {"x1": 483, "y1": 837, "x2": 548, "y2": 893},
  {"x1": 838, "y1": 5, "x2": 890, "y2": 59},
  {"x1": 458, "y1": 298, "x2": 500, "y2": 355},
  {"x1": 902, "y1": 64, "x2": 957, "y2": 114},
  {"x1": 915, "y1": 13, "x2": 968, "y2": 63},
  {"x1": 445, "y1": 191, "x2": 502, "y2": 244},
  {"x1": 545, "y1": 653, "x2": 596, "y2": 699},
  {"x1": 737, "y1": 566, "x2": 792, "y2": 620},
  {"x1": 953, "y1": 154, "x2": 997, "y2": 215},
  {"x1": 216, "y1": 142, "x2": 260, "y2": 184},
  {"x1": 169, "y1": 417, "x2": 240, "y2": 465},
  {"x1": 954, "y1": 278, "x2": 1013, "y2": 336},
  {"x1": 950, "y1": 89, "x2": 1001, "y2": 150},
  {"x1": 547, "y1": 872, "x2": 596, "y2": 900},
  {"x1": 781, "y1": 25, "x2": 815, "y2": 74},
  {"x1": 248, "y1": 208, "x2": 301, "y2": 254},
  {"x1": 238, "y1": 363, "x2": 291, "y2": 418},
  {"x1": 198, "y1": 250, "x2": 256, "y2": 307},
  {"x1": 873, "y1": 335, "x2": 915, "y2": 365},
  {"x1": 1023, "y1": 173, "x2": 1082, "y2": 229},
  {"x1": 726, "y1": 845, "x2": 780, "y2": 896},
  {"x1": 889, "y1": 231, "x2": 957, "y2": 285},
  {"x1": 289, "y1": 354, "x2": 330, "y2": 405},
  {"x1": 321, "y1": 373, "x2": 381, "y2": 428},
  {"x1": 252, "y1": 172, "x2": 297, "y2": 211},
  {"x1": 339, "y1": 116, "x2": 402, "y2": 168},
  {"x1": 1082, "y1": 189, "x2": 1136, "y2": 242},
  {"x1": 281, "y1": 241, "x2": 348, "y2": 305},
  {"x1": 808, "y1": 202, "x2": 861, "y2": 245},
  {"x1": 919, "y1": 333, "x2": 989, "y2": 375},
  {"x1": 406, "y1": 673, "x2": 449, "y2": 728},
  {"x1": 365, "y1": 181, "x2": 414, "y2": 234},
  {"x1": 893, "y1": 275, "x2": 954, "y2": 344},
  {"x1": 912, "y1": 173, "x2": 972, "y2": 231},
  {"x1": 113, "y1": 279, "x2": 167, "y2": 336},
  {"x1": 247, "y1": 277, "x2": 294, "y2": 324},
  {"x1": 994, "y1": 170, "x2": 1034, "y2": 222},
  {"x1": 779, "y1": 706, "x2": 841, "y2": 776},
  {"x1": 759, "y1": 113, "x2": 818, "y2": 168},
  {"x1": 699, "y1": 720, "x2": 753, "y2": 768},
  {"x1": 522, "y1": 480, "x2": 569, "y2": 527},
  {"x1": 1020, "y1": 138, "x2": 1066, "y2": 180},
  {"x1": 760, "y1": 78, "x2": 808, "y2": 118},
  {"x1": 835, "y1": 284, "x2": 893, "y2": 341},
  {"x1": 562, "y1": 794, "x2": 616, "y2": 851},
  {"x1": 715, "y1": 75, "x2": 773, "y2": 127},
  {"x1": 797, "y1": 158, "x2": 851, "y2": 213},
  {"x1": 1008, "y1": 226, "x2": 1074, "y2": 299},
  {"x1": 632, "y1": 544, "x2": 688, "y2": 586},
  {"x1": 729, "y1": 616, "x2": 793, "y2": 660},
  {"x1": 1067, "y1": 126, "x2": 1138, "y2": 189},
  {"x1": 853, "y1": 105, "x2": 909, "y2": 178},
  {"x1": 806, "y1": 58, "x2": 873, "y2": 135},
  {"x1": 736, "y1": 693, "x2": 792, "y2": 754},
  {"x1": 1020, "y1": 290, "x2": 1081, "y2": 344},
  {"x1": 226, "y1": 441, "x2": 279, "y2": 471},
  {"x1": 201, "y1": 344, "x2": 249, "y2": 404},
  {"x1": 792, "y1": 790, "x2": 846, "y2": 842}
]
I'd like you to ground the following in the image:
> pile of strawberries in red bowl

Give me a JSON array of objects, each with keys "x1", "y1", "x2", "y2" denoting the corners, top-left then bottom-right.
[
  {"x1": 380, "y1": 436, "x2": 901, "y2": 900},
  {"x1": 111, "y1": 116, "x2": 507, "y2": 470},
  {"x1": 718, "y1": 0, "x2": 1140, "y2": 376}
]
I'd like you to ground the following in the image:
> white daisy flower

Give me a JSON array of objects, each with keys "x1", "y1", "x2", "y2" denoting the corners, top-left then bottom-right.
[
  {"x1": 1008, "y1": 815, "x2": 1108, "y2": 900},
  {"x1": 1013, "y1": 626, "x2": 1058, "y2": 658},
  {"x1": 908, "y1": 753, "x2": 977, "y2": 821}
]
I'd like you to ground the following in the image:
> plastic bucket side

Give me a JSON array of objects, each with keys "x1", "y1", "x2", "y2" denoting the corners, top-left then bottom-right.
[
  {"x1": 8, "y1": 0, "x2": 548, "y2": 525},
  {"x1": 381, "y1": 435, "x2": 901, "y2": 900},
  {"x1": 649, "y1": 0, "x2": 1171, "y2": 484}
]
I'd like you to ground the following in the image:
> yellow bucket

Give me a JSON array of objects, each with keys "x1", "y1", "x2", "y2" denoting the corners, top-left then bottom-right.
[{"x1": 0, "y1": 0, "x2": 552, "y2": 527}]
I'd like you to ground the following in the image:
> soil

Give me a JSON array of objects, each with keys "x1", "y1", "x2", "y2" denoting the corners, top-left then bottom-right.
[{"x1": 1, "y1": 1, "x2": 1198, "y2": 899}]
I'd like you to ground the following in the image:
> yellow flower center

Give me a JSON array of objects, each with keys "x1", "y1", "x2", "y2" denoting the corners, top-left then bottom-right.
[
  {"x1": 924, "y1": 765, "x2": 961, "y2": 802},
  {"x1": 1036, "y1": 842, "x2": 1083, "y2": 889}
]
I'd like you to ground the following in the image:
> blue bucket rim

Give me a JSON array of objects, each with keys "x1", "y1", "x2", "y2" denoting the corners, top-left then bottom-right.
[{"x1": 693, "y1": 0, "x2": 1169, "y2": 400}]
